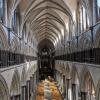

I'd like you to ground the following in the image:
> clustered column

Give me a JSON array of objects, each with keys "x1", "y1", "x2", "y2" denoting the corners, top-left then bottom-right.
[
  {"x1": 81, "y1": 92, "x2": 87, "y2": 100},
  {"x1": 55, "y1": 69, "x2": 88, "y2": 100},
  {"x1": 21, "y1": 85, "x2": 26, "y2": 100},
  {"x1": 11, "y1": 94, "x2": 20, "y2": 100},
  {"x1": 26, "y1": 82, "x2": 29, "y2": 100}
]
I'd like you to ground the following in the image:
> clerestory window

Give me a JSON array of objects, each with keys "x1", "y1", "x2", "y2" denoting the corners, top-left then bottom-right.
[
  {"x1": 12, "y1": 10, "x2": 17, "y2": 32},
  {"x1": 78, "y1": 4, "x2": 90, "y2": 34},
  {"x1": 97, "y1": 0, "x2": 100, "y2": 20},
  {"x1": 0, "y1": 0, "x2": 4, "y2": 22}
]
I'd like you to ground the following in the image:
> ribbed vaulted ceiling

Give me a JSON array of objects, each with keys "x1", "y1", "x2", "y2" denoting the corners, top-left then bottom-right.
[{"x1": 19, "y1": 0, "x2": 74, "y2": 47}]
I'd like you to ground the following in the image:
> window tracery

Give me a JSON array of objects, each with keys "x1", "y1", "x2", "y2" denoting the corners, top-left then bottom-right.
[{"x1": 78, "y1": 2, "x2": 90, "y2": 34}]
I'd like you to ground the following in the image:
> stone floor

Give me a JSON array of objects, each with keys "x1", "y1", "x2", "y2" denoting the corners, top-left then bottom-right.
[{"x1": 36, "y1": 79, "x2": 62, "y2": 100}]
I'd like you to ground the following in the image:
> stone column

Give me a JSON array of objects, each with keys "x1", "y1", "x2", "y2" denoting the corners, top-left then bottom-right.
[
  {"x1": 24, "y1": 86, "x2": 26, "y2": 100},
  {"x1": 15, "y1": 95, "x2": 20, "y2": 100},
  {"x1": 66, "y1": 78, "x2": 72, "y2": 100},
  {"x1": 32, "y1": 74, "x2": 35, "y2": 94},
  {"x1": 3, "y1": 0, "x2": 7, "y2": 25},
  {"x1": 30, "y1": 76, "x2": 34, "y2": 99},
  {"x1": 63, "y1": 75, "x2": 66, "y2": 98},
  {"x1": 72, "y1": 84, "x2": 76, "y2": 100},
  {"x1": 27, "y1": 81, "x2": 30, "y2": 100},
  {"x1": 36, "y1": 70, "x2": 39, "y2": 84},
  {"x1": 60, "y1": 73, "x2": 63, "y2": 93},
  {"x1": 18, "y1": 95, "x2": 21, "y2": 100},
  {"x1": 30, "y1": 77, "x2": 33, "y2": 94},
  {"x1": 33, "y1": 72, "x2": 38, "y2": 98},
  {"x1": 76, "y1": 84, "x2": 79, "y2": 100},
  {"x1": 81, "y1": 92, "x2": 87, "y2": 100},
  {"x1": 21, "y1": 86, "x2": 26, "y2": 100},
  {"x1": 86, "y1": 12, "x2": 88, "y2": 29},
  {"x1": 93, "y1": 0, "x2": 98, "y2": 24},
  {"x1": 81, "y1": 6, "x2": 84, "y2": 32},
  {"x1": 11, "y1": 96, "x2": 15, "y2": 100},
  {"x1": 57, "y1": 71, "x2": 59, "y2": 82},
  {"x1": 66, "y1": 79, "x2": 70, "y2": 100},
  {"x1": 69, "y1": 19, "x2": 72, "y2": 40},
  {"x1": 11, "y1": 94, "x2": 21, "y2": 100},
  {"x1": 26, "y1": 85, "x2": 28, "y2": 100}
]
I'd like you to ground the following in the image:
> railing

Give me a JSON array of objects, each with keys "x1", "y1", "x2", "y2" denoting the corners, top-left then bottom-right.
[
  {"x1": 55, "y1": 21, "x2": 100, "y2": 55},
  {"x1": 0, "y1": 61, "x2": 37, "y2": 73},
  {"x1": 0, "y1": 50, "x2": 37, "y2": 68},
  {"x1": 55, "y1": 48, "x2": 100, "y2": 65},
  {"x1": 55, "y1": 21, "x2": 100, "y2": 65}
]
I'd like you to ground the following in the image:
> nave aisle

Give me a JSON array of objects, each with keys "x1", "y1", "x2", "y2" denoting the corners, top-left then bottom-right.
[{"x1": 36, "y1": 79, "x2": 62, "y2": 100}]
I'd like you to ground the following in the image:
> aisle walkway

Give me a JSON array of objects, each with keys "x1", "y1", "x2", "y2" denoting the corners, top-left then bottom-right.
[{"x1": 36, "y1": 79, "x2": 62, "y2": 100}]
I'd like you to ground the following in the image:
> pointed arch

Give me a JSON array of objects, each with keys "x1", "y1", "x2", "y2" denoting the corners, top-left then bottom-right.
[
  {"x1": 96, "y1": 80, "x2": 100, "y2": 100},
  {"x1": 10, "y1": 69, "x2": 20, "y2": 96},
  {"x1": 0, "y1": 74, "x2": 10, "y2": 100},
  {"x1": 94, "y1": 26, "x2": 100, "y2": 48},
  {"x1": 0, "y1": 26, "x2": 8, "y2": 50},
  {"x1": 80, "y1": 66, "x2": 96, "y2": 99},
  {"x1": 71, "y1": 65, "x2": 79, "y2": 84},
  {"x1": 21, "y1": 67, "x2": 26, "y2": 86}
]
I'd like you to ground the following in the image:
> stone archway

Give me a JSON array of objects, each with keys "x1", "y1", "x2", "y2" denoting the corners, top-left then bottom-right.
[
  {"x1": 71, "y1": 65, "x2": 80, "y2": 100},
  {"x1": 10, "y1": 69, "x2": 20, "y2": 100},
  {"x1": 0, "y1": 26, "x2": 8, "y2": 50},
  {"x1": 0, "y1": 74, "x2": 10, "y2": 100},
  {"x1": 20, "y1": 67, "x2": 27, "y2": 100},
  {"x1": 21, "y1": 67, "x2": 26, "y2": 86},
  {"x1": 80, "y1": 68, "x2": 96, "y2": 100},
  {"x1": 10, "y1": 36, "x2": 19, "y2": 53},
  {"x1": 93, "y1": 26, "x2": 100, "y2": 48},
  {"x1": 96, "y1": 80, "x2": 100, "y2": 100},
  {"x1": 64, "y1": 63, "x2": 71, "y2": 100}
]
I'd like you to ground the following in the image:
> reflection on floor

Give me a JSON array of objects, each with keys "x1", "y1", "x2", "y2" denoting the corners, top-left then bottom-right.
[{"x1": 36, "y1": 79, "x2": 62, "y2": 100}]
